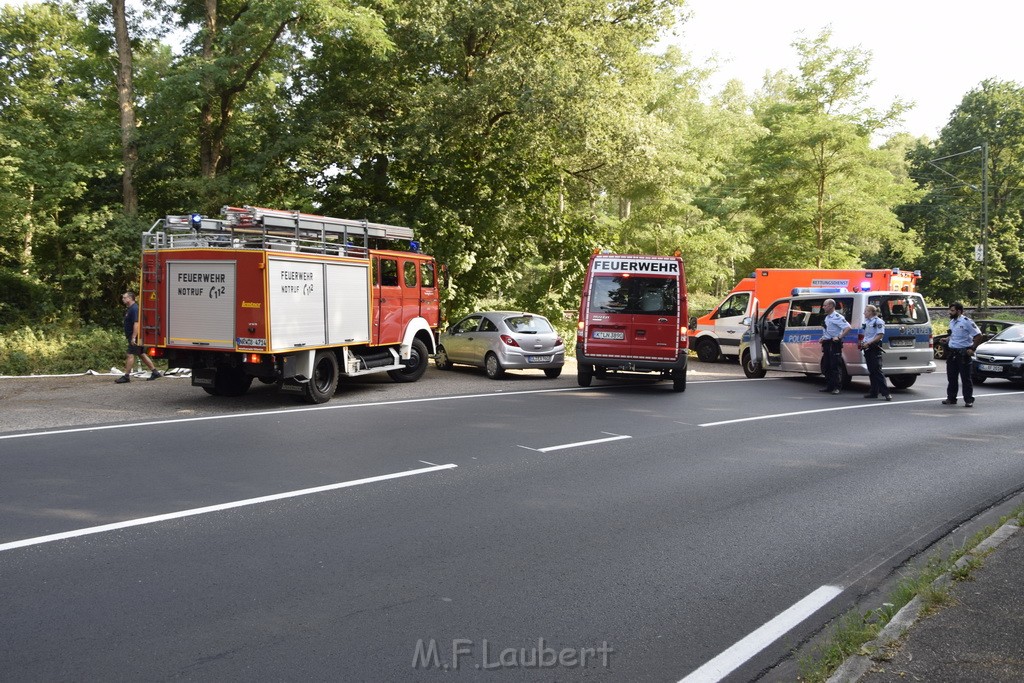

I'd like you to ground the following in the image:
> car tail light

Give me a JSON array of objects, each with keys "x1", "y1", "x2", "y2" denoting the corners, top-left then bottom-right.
[
  {"x1": 555, "y1": 336, "x2": 564, "y2": 347},
  {"x1": 500, "y1": 334, "x2": 520, "y2": 347}
]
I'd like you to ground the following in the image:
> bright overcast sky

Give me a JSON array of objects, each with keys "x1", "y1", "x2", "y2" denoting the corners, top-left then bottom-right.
[{"x1": 667, "y1": 0, "x2": 1024, "y2": 140}]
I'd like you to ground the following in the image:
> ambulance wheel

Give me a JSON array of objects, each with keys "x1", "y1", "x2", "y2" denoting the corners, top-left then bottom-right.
[
  {"x1": 435, "y1": 345, "x2": 453, "y2": 370},
  {"x1": 695, "y1": 338, "x2": 721, "y2": 363},
  {"x1": 742, "y1": 349, "x2": 767, "y2": 379},
  {"x1": 544, "y1": 367, "x2": 562, "y2": 379},
  {"x1": 214, "y1": 366, "x2": 253, "y2": 397},
  {"x1": 304, "y1": 351, "x2": 339, "y2": 404},
  {"x1": 889, "y1": 374, "x2": 918, "y2": 390},
  {"x1": 389, "y1": 338, "x2": 429, "y2": 383},
  {"x1": 578, "y1": 363, "x2": 594, "y2": 387},
  {"x1": 485, "y1": 353, "x2": 505, "y2": 379},
  {"x1": 672, "y1": 367, "x2": 687, "y2": 392}
]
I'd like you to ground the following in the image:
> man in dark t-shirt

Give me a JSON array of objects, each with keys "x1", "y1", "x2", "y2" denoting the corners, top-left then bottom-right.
[{"x1": 116, "y1": 291, "x2": 161, "y2": 383}]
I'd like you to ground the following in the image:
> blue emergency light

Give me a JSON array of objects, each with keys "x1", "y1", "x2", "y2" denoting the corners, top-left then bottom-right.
[
  {"x1": 190, "y1": 213, "x2": 203, "y2": 229},
  {"x1": 859, "y1": 281, "x2": 872, "y2": 291}
]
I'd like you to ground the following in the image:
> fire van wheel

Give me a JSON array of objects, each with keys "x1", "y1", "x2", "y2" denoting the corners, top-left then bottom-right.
[
  {"x1": 435, "y1": 345, "x2": 453, "y2": 370},
  {"x1": 214, "y1": 366, "x2": 254, "y2": 397},
  {"x1": 889, "y1": 374, "x2": 918, "y2": 390},
  {"x1": 388, "y1": 338, "x2": 429, "y2": 383},
  {"x1": 577, "y1": 363, "x2": 594, "y2": 387},
  {"x1": 304, "y1": 351, "x2": 339, "y2": 404},
  {"x1": 672, "y1": 367, "x2": 687, "y2": 392},
  {"x1": 695, "y1": 338, "x2": 721, "y2": 363},
  {"x1": 485, "y1": 353, "x2": 505, "y2": 379},
  {"x1": 742, "y1": 349, "x2": 767, "y2": 379},
  {"x1": 544, "y1": 367, "x2": 562, "y2": 379}
]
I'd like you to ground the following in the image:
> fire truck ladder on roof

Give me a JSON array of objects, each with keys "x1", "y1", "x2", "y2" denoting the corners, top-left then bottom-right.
[{"x1": 143, "y1": 206, "x2": 417, "y2": 258}]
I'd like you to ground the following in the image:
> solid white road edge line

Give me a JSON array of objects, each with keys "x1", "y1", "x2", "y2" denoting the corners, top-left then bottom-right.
[
  {"x1": 0, "y1": 464, "x2": 457, "y2": 553},
  {"x1": 678, "y1": 584, "x2": 843, "y2": 683},
  {"x1": 0, "y1": 378, "x2": 742, "y2": 442},
  {"x1": 699, "y1": 391, "x2": 1024, "y2": 427},
  {"x1": 518, "y1": 433, "x2": 631, "y2": 453}
]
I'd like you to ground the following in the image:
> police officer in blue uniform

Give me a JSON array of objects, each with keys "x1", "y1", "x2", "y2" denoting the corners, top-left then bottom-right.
[
  {"x1": 942, "y1": 302, "x2": 982, "y2": 407},
  {"x1": 819, "y1": 298, "x2": 852, "y2": 394},
  {"x1": 858, "y1": 304, "x2": 892, "y2": 401}
]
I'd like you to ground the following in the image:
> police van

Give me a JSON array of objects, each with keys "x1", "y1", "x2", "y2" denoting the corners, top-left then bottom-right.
[
  {"x1": 575, "y1": 251, "x2": 688, "y2": 391},
  {"x1": 740, "y1": 289, "x2": 936, "y2": 389}
]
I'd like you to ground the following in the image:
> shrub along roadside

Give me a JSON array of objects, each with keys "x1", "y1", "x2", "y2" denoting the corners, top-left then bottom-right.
[{"x1": 0, "y1": 325, "x2": 129, "y2": 375}]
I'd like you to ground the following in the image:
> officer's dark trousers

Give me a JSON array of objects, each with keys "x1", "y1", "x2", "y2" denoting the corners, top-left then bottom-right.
[
  {"x1": 946, "y1": 350, "x2": 974, "y2": 403},
  {"x1": 865, "y1": 348, "x2": 889, "y2": 397},
  {"x1": 822, "y1": 340, "x2": 842, "y2": 391}
]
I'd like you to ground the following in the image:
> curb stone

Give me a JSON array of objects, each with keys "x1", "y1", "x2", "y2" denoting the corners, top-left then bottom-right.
[{"x1": 826, "y1": 521, "x2": 1021, "y2": 683}]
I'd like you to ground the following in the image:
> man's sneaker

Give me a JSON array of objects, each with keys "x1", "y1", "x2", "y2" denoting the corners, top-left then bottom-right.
[
  {"x1": 830, "y1": 389, "x2": 840, "y2": 395},
  {"x1": 941, "y1": 399, "x2": 957, "y2": 405},
  {"x1": 964, "y1": 401, "x2": 974, "y2": 408},
  {"x1": 114, "y1": 375, "x2": 130, "y2": 384},
  {"x1": 883, "y1": 395, "x2": 893, "y2": 402},
  {"x1": 147, "y1": 370, "x2": 162, "y2": 381}
]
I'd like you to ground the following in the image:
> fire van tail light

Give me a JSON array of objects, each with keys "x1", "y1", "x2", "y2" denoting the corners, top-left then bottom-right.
[
  {"x1": 243, "y1": 353, "x2": 262, "y2": 364},
  {"x1": 577, "y1": 321, "x2": 585, "y2": 342},
  {"x1": 147, "y1": 347, "x2": 162, "y2": 358},
  {"x1": 500, "y1": 334, "x2": 520, "y2": 347}
]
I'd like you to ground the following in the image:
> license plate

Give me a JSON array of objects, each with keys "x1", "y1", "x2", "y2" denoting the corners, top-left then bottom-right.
[
  {"x1": 527, "y1": 356, "x2": 552, "y2": 364},
  {"x1": 889, "y1": 338, "x2": 914, "y2": 348},
  {"x1": 977, "y1": 364, "x2": 1002, "y2": 372},
  {"x1": 593, "y1": 330, "x2": 625, "y2": 340}
]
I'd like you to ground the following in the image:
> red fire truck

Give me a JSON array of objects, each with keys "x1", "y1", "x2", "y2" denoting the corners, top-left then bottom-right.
[{"x1": 139, "y1": 206, "x2": 440, "y2": 403}]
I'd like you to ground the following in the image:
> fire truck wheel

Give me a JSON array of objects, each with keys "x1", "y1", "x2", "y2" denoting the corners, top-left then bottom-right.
[
  {"x1": 435, "y1": 345, "x2": 453, "y2": 370},
  {"x1": 577, "y1": 363, "x2": 594, "y2": 387},
  {"x1": 211, "y1": 367, "x2": 253, "y2": 397},
  {"x1": 672, "y1": 367, "x2": 687, "y2": 392},
  {"x1": 695, "y1": 338, "x2": 721, "y2": 363},
  {"x1": 304, "y1": 351, "x2": 339, "y2": 403},
  {"x1": 388, "y1": 338, "x2": 429, "y2": 383},
  {"x1": 485, "y1": 353, "x2": 505, "y2": 379},
  {"x1": 543, "y1": 367, "x2": 562, "y2": 379}
]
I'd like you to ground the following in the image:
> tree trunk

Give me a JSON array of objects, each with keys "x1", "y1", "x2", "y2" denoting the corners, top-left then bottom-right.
[
  {"x1": 112, "y1": 0, "x2": 138, "y2": 216},
  {"x1": 199, "y1": 0, "x2": 218, "y2": 178}
]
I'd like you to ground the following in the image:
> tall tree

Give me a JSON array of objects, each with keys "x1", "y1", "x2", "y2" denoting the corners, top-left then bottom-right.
[
  {"x1": 111, "y1": 0, "x2": 138, "y2": 216},
  {"x1": 743, "y1": 30, "x2": 918, "y2": 270}
]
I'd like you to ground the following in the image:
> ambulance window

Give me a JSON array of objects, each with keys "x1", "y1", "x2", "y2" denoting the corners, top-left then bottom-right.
[
  {"x1": 590, "y1": 276, "x2": 630, "y2": 313},
  {"x1": 421, "y1": 262, "x2": 435, "y2": 288},
  {"x1": 403, "y1": 261, "x2": 417, "y2": 287},
  {"x1": 380, "y1": 259, "x2": 399, "y2": 287},
  {"x1": 714, "y1": 292, "x2": 749, "y2": 319}
]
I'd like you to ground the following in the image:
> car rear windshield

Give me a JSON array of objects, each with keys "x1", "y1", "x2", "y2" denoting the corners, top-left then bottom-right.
[
  {"x1": 589, "y1": 276, "x2": 678, "y2": 316},
  {"x1": 871, "y1": 294, "x2": 928, "y2": 325},
  {"x1": 505, "y1": 316, "x2": 554, "y2": 333}
]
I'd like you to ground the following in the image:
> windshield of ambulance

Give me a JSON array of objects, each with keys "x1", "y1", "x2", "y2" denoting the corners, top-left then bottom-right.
[
  {"x1": 590, "y1": 275, "x2": 677, "y2": 316},
  {"x1": 871, "y1": 294, "x2": 928, "y2": 325}
]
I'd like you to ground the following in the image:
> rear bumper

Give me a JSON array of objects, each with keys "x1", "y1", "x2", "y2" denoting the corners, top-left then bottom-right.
[
  {"x1": 575, "y1": 344, "x2": 688, "y2": 372},
  {"x1": 846, "y1": 361, "x2": 937, "y2": 376}
]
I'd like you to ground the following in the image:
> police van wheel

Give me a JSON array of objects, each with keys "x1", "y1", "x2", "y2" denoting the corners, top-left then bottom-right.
[
  {"x1": 695, "y1": 338, "x2": 721, "y2": 363},
  {"x1": 889, "y1": 374, "x2": 918, "y2": 390},
  {"x1": 389, "y1": 338, "x2": 429, "y2": 383},
  {"x1": 304, "y1": 351, "x2": 339, "y2": 404},
  {"x1": 577, "y1": 363, "x2": 594, "y2": 387},
  {"x1": 742, "y1": 350, "x2": 767, "y2": 379},
  {"x1": 485, "y1": 353, "x2": 505, "y2": 379},
  {"x1": 672, "y1": 367, "x2": 687, "y2": 392}
]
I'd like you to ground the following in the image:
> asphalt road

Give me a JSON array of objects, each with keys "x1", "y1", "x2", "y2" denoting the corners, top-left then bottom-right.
[{"x1": 2, "y1": 361, "x2": 1024, "y2": 681}]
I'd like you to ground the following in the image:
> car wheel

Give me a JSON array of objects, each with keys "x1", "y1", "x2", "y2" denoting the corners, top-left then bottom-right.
[
  {"x1": 388, "y1": 338, "x2": 429, "y2": 383},
  {"x1": 742, "y1": 349, "x2": 767, "y2": 379},
  {"x1": 889, "y1": 374, "x2": 917, "y2": 390},
  {"x1": 543, "y1": 367, "x2": 562, "y2": 379},
  {"x1": 695, "y1": 338, "x2": 721, "y2": 363},
  {"x1": 672, "y1": 367, "x2": 686, "y2": 392},
  {"x1": 303, "y1": 350, "x2": 339, "y2": 404},
  {"x1": 485, "y1": 352, "x2": 505, "y2": 379},
  {"x1": 577, "y1": 363, "x2": 594, "y2": 387},
  {"x1": 435, "y1": 345, "x2": 453, "y2": 370}
]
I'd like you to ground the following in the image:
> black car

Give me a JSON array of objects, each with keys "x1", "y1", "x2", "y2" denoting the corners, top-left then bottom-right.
[
  {"x1": 971, "y1": 323, "x2": 1024, "y2": 386},
  {"x1": 933, "y1": 319, "x2": 1020, "y2": 359}
]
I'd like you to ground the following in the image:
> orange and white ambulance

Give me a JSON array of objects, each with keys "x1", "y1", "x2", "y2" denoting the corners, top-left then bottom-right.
[
  {"x1": 575, "y1": 252, "x2": 688, "y2": 391},
  {"x1": 688, "y1": 268, "x2": 919, "y2": 363}
]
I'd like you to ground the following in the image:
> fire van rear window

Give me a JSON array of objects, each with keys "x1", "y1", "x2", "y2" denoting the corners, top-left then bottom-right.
[{"x1": 590, "y1": 276, "x2": 677, "y2": 316}]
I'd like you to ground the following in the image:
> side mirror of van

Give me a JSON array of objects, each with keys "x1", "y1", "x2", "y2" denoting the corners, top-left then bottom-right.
[{"x1": 742, "y1": 316, "x2": 752, "y2": 326}]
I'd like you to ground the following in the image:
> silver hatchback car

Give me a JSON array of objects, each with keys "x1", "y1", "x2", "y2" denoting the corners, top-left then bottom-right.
[{"x1": 435, "y1": 311, "x2": 565, "y2": 379}]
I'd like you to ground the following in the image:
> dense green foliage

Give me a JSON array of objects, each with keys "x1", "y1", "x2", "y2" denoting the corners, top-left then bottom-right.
[
  {"x1": 1, "y1": 0, "x2": 1023, "y2": 339},
  {"x1": 0, "y1": 323, "x2": 125, "y2": 375}
]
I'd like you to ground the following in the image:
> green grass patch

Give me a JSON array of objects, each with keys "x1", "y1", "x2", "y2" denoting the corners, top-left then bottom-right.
[{"x1": 0, "y1": 324, "x2": 129, "y2": 375}]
